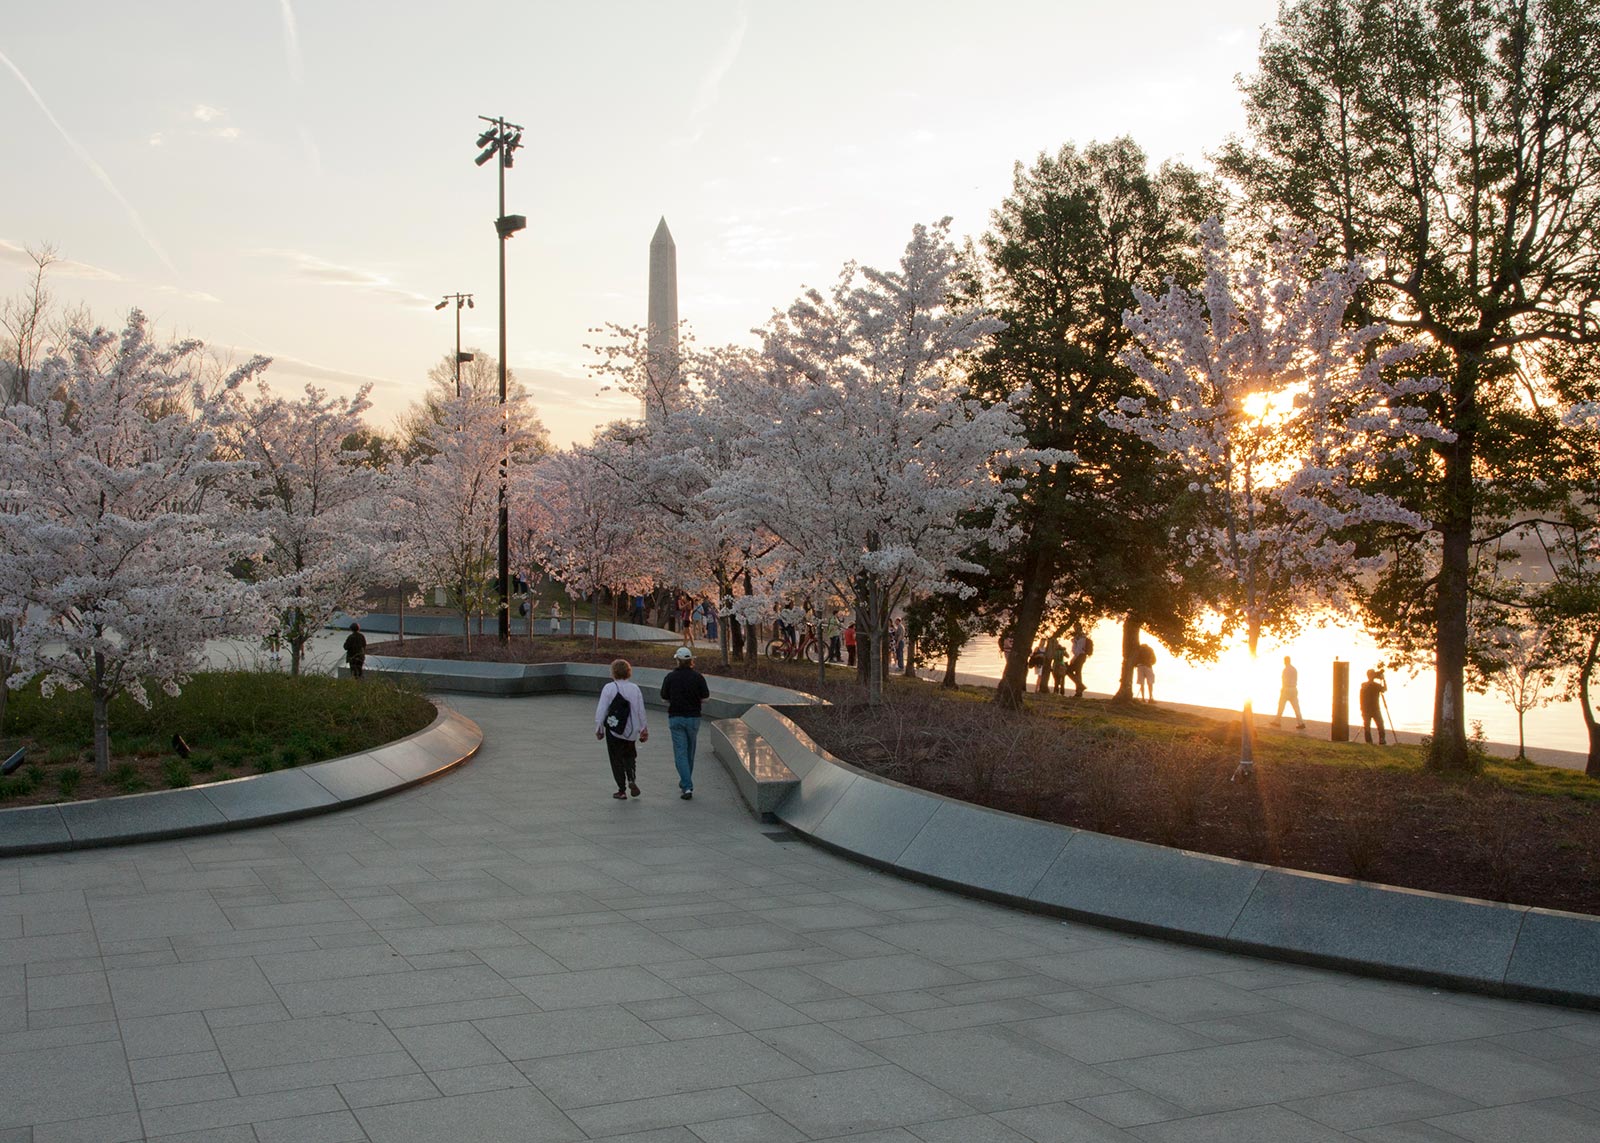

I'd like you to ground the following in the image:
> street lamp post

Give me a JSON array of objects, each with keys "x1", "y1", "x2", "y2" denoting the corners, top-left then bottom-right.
[
  {"x1": 434, "y1": 293, "x2": 475, "y2": 397},
  {"x1": 472, "y1": 115, "x2": 524, "y2": 644}
]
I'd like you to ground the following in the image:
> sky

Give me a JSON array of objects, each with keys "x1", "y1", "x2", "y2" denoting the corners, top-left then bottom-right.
[{"x1": 3, "y1": 0, "x2": 1282, "y2": 447}]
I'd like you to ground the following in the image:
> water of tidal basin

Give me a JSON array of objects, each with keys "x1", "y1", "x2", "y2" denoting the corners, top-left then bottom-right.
[{"x1": 955, "y1": 614, "x2": 1589, "y2": 757}]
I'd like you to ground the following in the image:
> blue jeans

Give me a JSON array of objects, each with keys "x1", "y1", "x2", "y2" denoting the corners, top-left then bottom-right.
[{"x1": 668, "y1": 716, "x2": 700, "y2": 791}]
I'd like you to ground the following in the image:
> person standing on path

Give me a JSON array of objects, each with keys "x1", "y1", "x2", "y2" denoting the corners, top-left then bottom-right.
[
  {"x1": 343, "y1": 623, "x2": 367, "y2": 680},
  {"x1": 1360, "y1": 668, "x2": 1388, "y2": 745},
  {"x1": 1272, "y1": 655, "x2": 1306, "y2": 728},
  {"x1": 660, "y1": 646, "x2": 711, "y2": 799},
  {"x1": 1067, "y1": 626, "x2": 1092, "y2": 698},
  {"x1": 595, "y1": 659, "x2": 649, "y2": 800}
]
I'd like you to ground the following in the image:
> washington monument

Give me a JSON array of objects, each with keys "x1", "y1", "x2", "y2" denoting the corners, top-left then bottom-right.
[{"x1": 645, "y1": 217, "x2": 680, "y2": 426}]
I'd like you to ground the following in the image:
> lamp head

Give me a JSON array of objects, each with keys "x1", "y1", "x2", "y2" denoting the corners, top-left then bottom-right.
[{"x1": 435, "y1": 299, "x2": 448, "y2": 310}]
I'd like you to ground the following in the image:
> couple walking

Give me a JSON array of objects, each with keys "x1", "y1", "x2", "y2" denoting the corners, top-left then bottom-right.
[{"x1": 593, "y1": 646, "x2": 711, "y2": 801}]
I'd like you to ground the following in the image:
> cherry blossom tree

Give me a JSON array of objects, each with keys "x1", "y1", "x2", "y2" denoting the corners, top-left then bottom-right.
[
  {"x1": 230, "y1": 381, "x2": 385, "y2": 674},
  {"x1": 391, "y1": 389, "x2": 538, "y2": 650},
  {"x1": 582, "y1": 332, "x2": 781, "y2": 666},
  {"x1": 714, "y1": 220, "x2": 1038, "y2": 703},
  {"x1": 1103, "y1": 219, "x2": 1452, "y2": 774},
  {"x1": 0, "y1": 311, "x2": 265, "y2": 774},
  {"x1": 520, "y1": 443, "x2": 654, "y2": 649},
  {"x1": 1469, "y1": 605, "x2": 1558, "y2": 762}
]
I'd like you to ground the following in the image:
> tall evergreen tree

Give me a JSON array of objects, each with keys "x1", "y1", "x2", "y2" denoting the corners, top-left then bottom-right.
[
  {"x1": 1219, "y1": 0, "x2": 1600, "y2": 770},
  {"x1": 970, "y1": 138, "x2": 1218, "y2": 709}
]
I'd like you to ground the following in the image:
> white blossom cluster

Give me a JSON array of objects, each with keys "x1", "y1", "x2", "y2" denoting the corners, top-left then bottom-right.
[{"x1": 1103, "y1": 218, "x2": 1454, "y2": 657}]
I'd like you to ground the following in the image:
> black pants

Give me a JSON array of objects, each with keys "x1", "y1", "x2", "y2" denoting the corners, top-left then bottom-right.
[
  {"x1": 1363, "y1": 710, "x2": 1385, "y2": 744},
  {"x1": 605, "y1": 735, "x2": 637, "y2": 788},
  {"x1": 348, "y1": 657, "x2": 364, "y2": 679}
]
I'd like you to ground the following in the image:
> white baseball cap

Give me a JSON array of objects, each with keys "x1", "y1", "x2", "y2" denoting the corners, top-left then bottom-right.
[{"x1": 673, "y1": 646, "x2": 693, "y2": 660}]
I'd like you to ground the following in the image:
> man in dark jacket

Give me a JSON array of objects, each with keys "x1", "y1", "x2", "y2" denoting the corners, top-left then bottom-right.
[
  {"x1": 660, "y1": 646, "x2": 711, "y2": 799},
  {"x1": 343, "y1": 623, "x2": 367, "y2": 680}
]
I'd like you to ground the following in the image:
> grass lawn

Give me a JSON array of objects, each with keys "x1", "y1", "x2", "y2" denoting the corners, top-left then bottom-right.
[
  {"x1": 379, "y1": 633, "x2": 1600, "y2": 915},
  {"x1": 0, "y1": 672, "x2": 435, "y2": 806}
]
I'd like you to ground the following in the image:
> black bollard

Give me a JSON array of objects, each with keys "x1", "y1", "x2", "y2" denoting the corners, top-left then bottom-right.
[
  {"x1": 1331, "y1": 659, "x2": 1350, "y2": 742},
  {"x1": 172, "y1": 734, "x2": 191, "y2": 758},
  {"x1": 1, "y1": 747, "x2": 25, "y2": 775}
]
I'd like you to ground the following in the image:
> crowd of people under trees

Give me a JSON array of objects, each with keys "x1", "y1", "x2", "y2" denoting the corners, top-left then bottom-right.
[{"x1": 4, "y1": 0, "x2": 1600, "y2": 780}]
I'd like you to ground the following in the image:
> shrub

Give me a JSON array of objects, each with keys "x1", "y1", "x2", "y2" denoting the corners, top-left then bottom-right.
[
  {"x1": 110, "y1": 764, "x2": 144, "y2": 794},
  {"x1": 161, "y1": 759, "x2": 192, "y2": 789},
  {"x1": 56, "y1": 766, "x2": 81, "y2": 800}
]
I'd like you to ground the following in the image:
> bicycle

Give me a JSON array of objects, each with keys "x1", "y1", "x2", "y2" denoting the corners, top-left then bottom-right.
[{"x1": 767, "y1": 624, "x2": 825, "y2": 663}]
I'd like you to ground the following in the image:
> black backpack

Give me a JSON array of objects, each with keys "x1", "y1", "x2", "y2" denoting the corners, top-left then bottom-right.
[{"x1": 604, "y1": 686, "x2": 632, "y2": 738}]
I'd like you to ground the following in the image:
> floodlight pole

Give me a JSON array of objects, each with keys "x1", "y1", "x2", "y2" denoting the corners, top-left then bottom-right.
[
  {"x1": 437, "y1": 293, "x2": 473, "y2": 397},
  {"x1": 496, "y1": 136, "x2": 509, "y2": 643},
  {"x1": 475, "y1": 114, "x2": 523, "y2": 644}
]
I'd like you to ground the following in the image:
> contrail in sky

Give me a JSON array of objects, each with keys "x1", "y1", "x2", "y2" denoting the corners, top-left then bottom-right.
[
  {"x1": 0, "y1": 46, "x2": 179, "y2": 277},
  {"x1": 688, "y1": 1, "x2": 749, "y2": 128},
  {"x1": 278, "y1": 0, "x2": 304, "y2": 84}
]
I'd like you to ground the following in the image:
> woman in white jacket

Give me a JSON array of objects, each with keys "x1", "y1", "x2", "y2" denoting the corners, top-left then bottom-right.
[{"x1": 595, "y1": 659, "x2": 649, "y2": 799}]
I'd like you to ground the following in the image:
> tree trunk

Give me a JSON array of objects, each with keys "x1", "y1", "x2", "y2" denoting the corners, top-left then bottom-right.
[
  {"x1": 0, "y1": 618, "x2": 13, "y2": 731},
  {"x1": 903, "y1": 634, "x2": 916, "y2": 678},
  {"x1": 996, "y1": 548, "x2": 1054, "y2": 709},
  {"x1": 92, "y1": 651, "x2": 110, "y2": 776},
  {"x1": 397, "y1": 586, "x2": 405, "y2": 644},
  {"x1": 1234, "y1": 620, "x2": 1261, "y2": 779},
  {"x1": 942, "y1": 646, "x2": 958, "y2": 688},
  {"x1": 1428, "y1": 364, "x2": 1478, "y2": 772},
  {"x1": 1113, "y1": 615, "x2": 1139, "y2": 703},
  {"x1": 1582, "y1": 628, "x2": 1599, "y2": 778}
]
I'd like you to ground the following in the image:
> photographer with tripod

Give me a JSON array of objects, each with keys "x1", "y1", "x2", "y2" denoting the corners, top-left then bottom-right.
[{"x1": 1360, "y1": 667, "x2": 1388, "y2": 745}]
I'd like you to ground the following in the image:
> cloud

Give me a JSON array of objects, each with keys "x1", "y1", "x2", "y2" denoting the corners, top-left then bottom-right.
[
  {"x1": 0, "y1": 48, "x2": 179, "y2": 276},
  {"x1": 254, "y1": 350, "x2": 411, "y2": 396},
  {"x1": 191, "y1": 104, "x2": 225, "y2": 123},
  {"x1": 246, "y1": 249, "x2": 434, "y2": 307},
  {"x1": 0, "y1": 239, "x2": 122, "y2": 282},
  {"x1": 153, "y1": 283, "x2": 221, "y2": 304}
]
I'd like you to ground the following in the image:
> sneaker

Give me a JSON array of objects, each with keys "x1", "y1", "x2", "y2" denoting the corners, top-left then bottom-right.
[
  {"x1": 680, "y1": 790, "x2": 693, "y2": 800},
  {"x1": 1296, "y1": 723, "x2": 1306, "y2": 729},
  {"x1": 612, "y1": 790, "x2": 627, "y2": 800},
  {"x1": 629, "y1": 782, "x2": 641, "y2": 797},
  {"x1": 1269, "y1": 719, "x2": 1281, "y2": 727}
]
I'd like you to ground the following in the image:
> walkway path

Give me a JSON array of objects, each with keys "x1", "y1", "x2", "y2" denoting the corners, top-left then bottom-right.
[{"x1": 4, "y1": 694, "x2": 1599, "y2": 1142}]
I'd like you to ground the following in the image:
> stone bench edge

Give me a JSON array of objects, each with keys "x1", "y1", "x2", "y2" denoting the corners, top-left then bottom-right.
[{"x1": 726, "y1": 703, "x2": 1600, "y2": 1012}]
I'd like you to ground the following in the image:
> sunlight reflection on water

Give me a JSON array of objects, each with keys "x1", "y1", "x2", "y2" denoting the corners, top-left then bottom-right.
[{"x1": 955, "y1": 614, "x2": 1588, "y2": 755}]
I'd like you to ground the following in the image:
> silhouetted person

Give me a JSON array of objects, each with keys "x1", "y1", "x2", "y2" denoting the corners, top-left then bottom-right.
[
  {"x1": 1272, "y1": 655, "x2": 1305, "y2": 728},
  {"x1": 343, "y1": 623, "x2": 367, "y2": 680},
  {"x1": 1360, "y1": 668, "x2": 1387, "y2": 744},
  {"x1": 1135, "y1": 643, "x2": 1156, "y2": 701},
  {"x1": 1067, "y1": 626, "x2": 1092, "y2": 698}
]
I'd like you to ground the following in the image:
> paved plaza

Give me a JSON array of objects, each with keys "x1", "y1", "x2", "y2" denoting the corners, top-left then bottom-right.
[{"x1": 4, "y1": 693, "x2": 1600, "y2": 1143}]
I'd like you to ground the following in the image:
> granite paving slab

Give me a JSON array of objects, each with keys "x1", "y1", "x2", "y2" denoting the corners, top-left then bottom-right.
[
  {"x1": 893, "y1": 801, "x2": 1072, "y2": 902},
  {"x1": 1228, "y1": 870, "x2": 1526, "y2": 987},
  {"x1": 2, "y1": 691, "x2": 1597, "y2": 1141}
]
